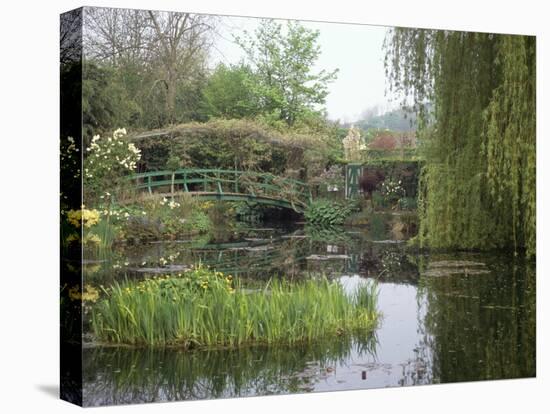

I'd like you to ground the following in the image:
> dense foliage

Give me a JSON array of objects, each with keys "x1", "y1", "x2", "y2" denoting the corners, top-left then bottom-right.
[
  {"x1": 305, "y1": 199, "x2": 358, "y2": 226},
  {"x1": 235, "y1": 19, "x2": 339, "y2": 127},
  {"x1": 91, "y1": 268, "x2": 378, "y2": 347},
  {"x1": 385, "y1": 29, "x2": 535, "y2": 257},
  {"x1": 364, "y1": 161, "x2": 420, "y2": 198},
  {"x1": 122, "y1": 195, "x2": 212, "y2": 243},
  {"x1": 82, "y1": 9, "x2": 347, "y2": 184},
  {"x1": 202, "y1": 64, "x2": 259, "y2": 119},
  {"x1": 132, "y1": 118, "x2": 342, "y2": 181},
  {"x1": 82, "y1": 11, "x2": 342, "y2": 147}
]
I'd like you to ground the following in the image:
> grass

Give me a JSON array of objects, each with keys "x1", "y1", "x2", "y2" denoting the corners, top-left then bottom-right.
[
  {"x1": 91, "y1": 267, "x2": 378, "y2": 348},
  {"x1": 89, "y1": 216, "x2": 117, "y2": 249}
]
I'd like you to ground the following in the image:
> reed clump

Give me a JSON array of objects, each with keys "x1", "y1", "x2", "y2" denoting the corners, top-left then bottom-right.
[{"x1": 91, "y1": 266, "x2": 378, "y2": 348}]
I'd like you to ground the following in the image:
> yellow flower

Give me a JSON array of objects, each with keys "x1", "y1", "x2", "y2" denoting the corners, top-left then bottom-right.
[
  {"x1": 83, "y1": 233, "x2": 101, "y2": 245},
  {"x1": 66, "y1": 209, "x2": 82, "y2": 227},
  {"x1": 67, "y1": 208, "x2": 100, "y2": 228},
  {"x1": 68, "y1": 285, "x2": 81, "y2": 301},
  {"x1": 66, "y1": 284, "x2": 100, "y2": 303},
  {"x1": 66, "y1": 233, "x2": 80, "y2": 244},
  {"x1": 82, "y1": 285, "x2": 99, "y2": 302}
]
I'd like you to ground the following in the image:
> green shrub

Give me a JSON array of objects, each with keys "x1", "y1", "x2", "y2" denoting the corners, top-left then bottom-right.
[
  {"x1": 371, "y1": 191, "x2": 387, "y2": 209},
  {"x1": 123, "y1": 216, "x2": 163, "y2": 243},
  {"x1": 123, "y1": 194, "x2": 211, "y2": 239},
  {"x1": 397, "y1": 196, "x2": 417, "y2": 210},
  {"x1": 183, "y1": 210, "x2": 211, "y2": 233},
  {"x1": 304, "y1": 199, "x2": 358, "y2": 226}
]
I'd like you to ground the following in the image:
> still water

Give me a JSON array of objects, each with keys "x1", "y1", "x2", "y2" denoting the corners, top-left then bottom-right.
[{"x1": 82, "y1": 214, "x2": 536, "y2": 406}]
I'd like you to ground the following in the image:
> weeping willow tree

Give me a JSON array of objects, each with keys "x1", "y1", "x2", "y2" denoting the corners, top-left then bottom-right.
[{"x1": 385, "y1": 29, "x2": 536, "y2": 257}]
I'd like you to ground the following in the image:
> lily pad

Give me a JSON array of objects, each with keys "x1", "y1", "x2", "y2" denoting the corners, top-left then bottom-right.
[
  {"x1": 423, "y1": 260, "x2": 491, "y2": 277},
  {"x1": 306, "y1": 254, "x2": 350, "y2": 261},
  {"x1": 423, "y1": 268, "x2": 491, "y2": 277},
  {"x1": 429, "y1": 260, "x2": 486, "y2": 268},
  {"x1": 245, "y1": 245, "x2": 274, "y2": 252},
  {"x1": 371, "y1": 240, "x2": 406, "y2": 244}
]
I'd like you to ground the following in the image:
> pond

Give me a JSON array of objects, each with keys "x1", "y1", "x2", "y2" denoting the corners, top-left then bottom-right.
[{"x1": 81, "y1": 213, "x2": 536, "y2": 406}]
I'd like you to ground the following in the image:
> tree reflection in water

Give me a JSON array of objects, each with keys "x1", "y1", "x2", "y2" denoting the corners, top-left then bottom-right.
[
  {"x1": 411, "y1": 253, "x2": 535, "y2": 384},
  {"x1": 83, "y1": 332, "x2": 378, "y2": 406}
]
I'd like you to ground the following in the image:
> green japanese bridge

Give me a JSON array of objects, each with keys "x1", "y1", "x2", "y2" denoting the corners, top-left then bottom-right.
[{"x1": 130, "y1": 169, "x2": 313, "y2": 212}]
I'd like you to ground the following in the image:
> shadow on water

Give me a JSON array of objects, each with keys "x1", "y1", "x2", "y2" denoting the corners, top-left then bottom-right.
[{"x1": 82, "y1": 213, "x2": 536, "y2": 404}]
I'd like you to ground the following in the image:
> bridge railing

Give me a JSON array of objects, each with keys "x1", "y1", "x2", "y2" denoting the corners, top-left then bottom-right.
[{"x1": 129, "y1": 169, "x2": 313, "y2": 210}]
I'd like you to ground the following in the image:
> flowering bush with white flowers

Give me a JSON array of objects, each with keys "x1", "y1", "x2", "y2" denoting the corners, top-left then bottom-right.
[
  {"x1": 380, "y1": 179, "x2": 405, "y2": 206},
  {"x1": 84, "y1": 128, "x2": 141, "y2": 201}
]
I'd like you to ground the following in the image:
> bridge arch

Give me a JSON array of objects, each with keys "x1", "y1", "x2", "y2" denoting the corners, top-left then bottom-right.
[{"x1": 130, "y1": 169, "x2": 312, "y2": 212}]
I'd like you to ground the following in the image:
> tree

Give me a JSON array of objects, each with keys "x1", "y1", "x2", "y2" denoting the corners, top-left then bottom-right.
[
  {"x1": 82, "y1": 62, "x2": 135, "y2": 141},
  {"x1": 146, "y1": 11, "x2": 213, "y2": 123},
  {"x1": 385, "y1": 28, "x2": 535, "y2": 257},
  {"x1": 368, "y1": 133, "x2": 397, "y2": 150},
  {"x1": 203, "y1": 63, "x2": 258, "y2": 119},
  {"x1": 235, "y1": 19, "x2": 338, "y2": 126},
  {"x1": 60, "y1": 8, "x2": 83, "y2": 67},
  {"x1": 83, "y1": 8, "x2": 215, "y2": 127},
  {"x1": 84, "y1": 7, "x2": 150, "y2": 66},
  {"x1": 356, "y1": 107, "x2": 417, "y2": 132}
]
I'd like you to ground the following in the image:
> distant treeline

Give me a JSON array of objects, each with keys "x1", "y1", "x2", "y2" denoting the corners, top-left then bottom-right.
[{"x1": 345, "y1": 107, "x2": 418, "y2": 133}]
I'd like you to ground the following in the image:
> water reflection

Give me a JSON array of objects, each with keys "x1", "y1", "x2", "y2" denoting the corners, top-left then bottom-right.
[
  {"x1": 83, "y1": 218, "x2": 418, "y2": 283},
  {"x1": 418, "y1": 253, "x2": 536, "y2": 383},
  {"x1": 82, "y1": 214, "x2": 536, "y2": 405},
  {"x1": 83, "y1": 333, "x2": 377, "y2": 406}
]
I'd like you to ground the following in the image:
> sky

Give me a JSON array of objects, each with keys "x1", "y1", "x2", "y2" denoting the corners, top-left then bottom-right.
[{"x1": 210, "y1": 16, "x2": 395, "y2": 122}]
